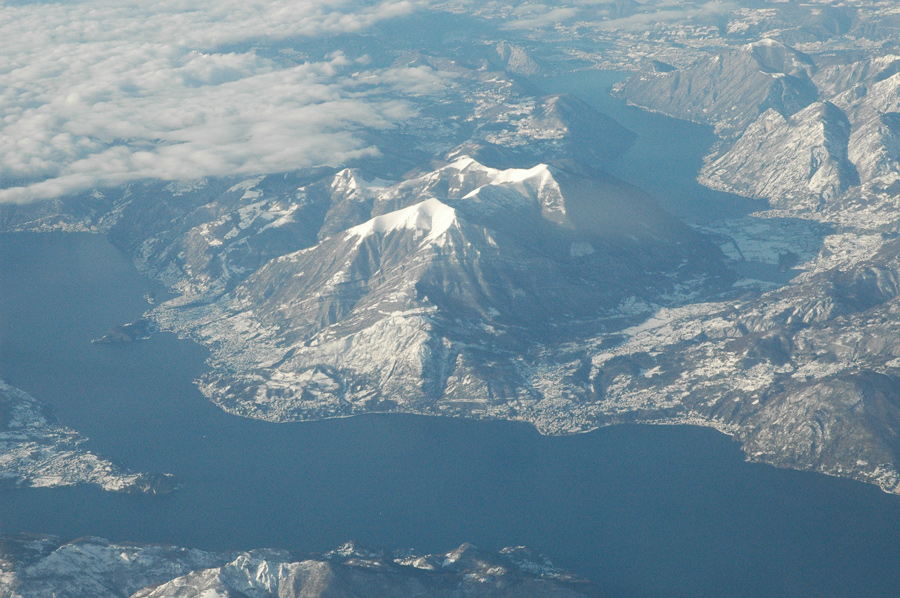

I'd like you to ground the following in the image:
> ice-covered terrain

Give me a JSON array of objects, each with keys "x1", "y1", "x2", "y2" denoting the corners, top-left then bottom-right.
[{"x1": 0, "y1": 535, "x2": 598, "y2": 598}]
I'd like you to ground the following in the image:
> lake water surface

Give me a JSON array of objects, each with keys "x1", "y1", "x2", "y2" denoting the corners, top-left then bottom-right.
[{"x1": 3, "y1": 233, "x2": 900, "y2": 598}]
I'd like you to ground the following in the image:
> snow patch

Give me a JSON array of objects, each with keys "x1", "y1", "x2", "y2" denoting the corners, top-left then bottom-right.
[{"x1": 347, "y1": 198, "x2": 457, "y2": 243}]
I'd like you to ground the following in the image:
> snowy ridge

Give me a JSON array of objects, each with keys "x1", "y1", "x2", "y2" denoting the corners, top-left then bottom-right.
[
  {"x1": 378, "y1": 157, "x2": 561, "y2": 210},
  {"x1": 699, "y1": 102, "x2": 858, "y2": 210},
  {"x1": 347, "y1": 198, "x2": 458, "y2": 244},
  {"x1": 462, "y1": 161, "x2": 566, "y2": 223},
  {"x1": 0, "y1": 536, "x2": 596, "y2": 598}
]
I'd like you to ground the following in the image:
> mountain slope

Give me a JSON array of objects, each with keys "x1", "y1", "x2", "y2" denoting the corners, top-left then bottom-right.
[
  {"x1": 699, "y1": 102, "x2": 859, "y2": 210},
  {"x1": 583, "y1": 236, "x2": 900, "y2": 492},
  {"x1": 618, "y1": 39, "x2": 818, "y2": 135},
  {"x1": 693, "y1": 62, "x2": 900, "y2": 224}
]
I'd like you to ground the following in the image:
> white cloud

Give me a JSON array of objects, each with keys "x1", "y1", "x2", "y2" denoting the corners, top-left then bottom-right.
[{"x1": 0, "y1": 0, "x2": 428, "y2": 203}]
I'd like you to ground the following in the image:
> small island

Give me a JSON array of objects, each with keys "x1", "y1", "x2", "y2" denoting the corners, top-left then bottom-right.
[{"x1": 92, "y1": 318, "x2": 153, "y2": 344}]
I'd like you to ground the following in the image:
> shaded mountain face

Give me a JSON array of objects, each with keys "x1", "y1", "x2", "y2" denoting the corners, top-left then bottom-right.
[
  {"x1": 700, "y1": 102, "x2": 859, "y2": 210},
  {"x1": 617, "y1": 39, "x2": 818, "y2": 136},
  {"x1": 0, "y1": 536, "x2": 600, "y2": 598}
]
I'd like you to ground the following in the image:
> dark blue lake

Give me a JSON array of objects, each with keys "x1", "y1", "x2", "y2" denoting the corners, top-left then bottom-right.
[{"x1": 2, "y1": 232, "x2": 900, "y2": 598}]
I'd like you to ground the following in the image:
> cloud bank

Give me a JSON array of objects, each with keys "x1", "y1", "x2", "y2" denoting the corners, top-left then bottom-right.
[{"x1": 0, "y1": 0, "x2": 428, "y2": 203}]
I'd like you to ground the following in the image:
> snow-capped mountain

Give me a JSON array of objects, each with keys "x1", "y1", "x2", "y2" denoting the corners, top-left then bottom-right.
[
  {"x1": 0, "y1": 535, "x2": 599, "y2": 598},
  {"x1": 150, "y1": 156, "x2": 724, "y2": 424}
]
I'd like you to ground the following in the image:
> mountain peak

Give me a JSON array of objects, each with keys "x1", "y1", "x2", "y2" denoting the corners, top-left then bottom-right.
[{"x1": 348, "y1": 197, "x2": 457, "y2": 244}]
